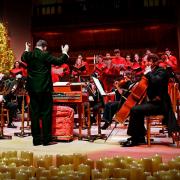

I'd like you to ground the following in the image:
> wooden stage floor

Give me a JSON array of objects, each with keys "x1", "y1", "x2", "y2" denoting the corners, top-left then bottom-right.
[{"x1": 0, "y1": 121, "x2": 179, "y2": 162}]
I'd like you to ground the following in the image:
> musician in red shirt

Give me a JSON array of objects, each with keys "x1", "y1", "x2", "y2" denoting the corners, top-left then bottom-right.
[
  {"x1": 164, "y1": 48, "x2": 178, "y2": 71},
  {"x1": 51, "y1": 63, "x2": 70, "y2": 83},
  {"x1": 111, "y1": 49, "x2": 126, "y2": 75}
]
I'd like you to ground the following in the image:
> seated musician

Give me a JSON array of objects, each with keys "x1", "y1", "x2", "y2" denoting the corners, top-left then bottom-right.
[
  {"x1": 101, "y1": 76, "x2": 133, "y2": 129},
  {"x1": 0, "y1": 74, "x2": 18, "y2": 128},
  {"x1": 122, "y1": 53, "x2": 180, "y2": 147},
  {"x1": 72, "y1": 54, "x2": 89, "y2": 79}
]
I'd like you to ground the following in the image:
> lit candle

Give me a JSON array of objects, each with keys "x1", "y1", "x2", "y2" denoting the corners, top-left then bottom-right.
[
  {"x1": 101, "y1": 168, "x2": 110, "y2": 179},
  {"x1": 85, "y1": 159, "x2": 94, "y2": 170},
  {"x1": 159, "y1": 163, "x2": 169, "y2": 171},
  {"x1": 96, "y1": 159, "x2": 103, "y2": 171},
  {"x1": 44, "y1": 155, "x2": 53, "y2": 169},
  {"x1": 91, "y1": 169, "x2": 102, "y2": 180},
  {"x1": 16, "y1": 172, "x2": 28, "y2": 180},
  {"x1": 37, "y1": 158, "x2": 45, "y2": 168},
  {"x1": 8, "y1": 163, "x2": 16, "y2": 179},
  {"x1": 49, "y1": 166, "x2": 59, "y2": 176},
  {"x1": 36, "y1": 167, "x2": 46, "y2": 179},
  {"x1": 78, "y1": 164, "x2": 90, "y2": 180},
  {"x1": 141, "y1": 158, "x2": 152, "y2": 173},
  {"x1": 41, "y1": 169, "x2": 51, "y2": 179}
]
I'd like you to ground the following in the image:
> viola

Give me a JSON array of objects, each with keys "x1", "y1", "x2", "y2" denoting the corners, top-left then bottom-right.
[{"x1": 114, "y1": 76, "x2": 148, "y2": 124}]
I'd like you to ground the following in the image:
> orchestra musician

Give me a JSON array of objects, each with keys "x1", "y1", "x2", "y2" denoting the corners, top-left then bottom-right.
[
  {"x1": 21, "y1": 40, "x2": 69, "y2": 146},
  {"x1": 51, "y1": 63, "x2": 70, "y2": 83},
  {"x1": 0, "y1": 74, "x2": 18, "y2": 128},
  {"x1": 122, "y1": 53, "x2": 179, "y2": 147},
  {"x1": 101, "y1": 76, "x2": 133, "y2": 130},
  {"x1": 111, "y1": 49, "x2": 126, "y2": 75},
  {"x1": 10, "y1": 61, "x2": 27, "y2": 78},
  {"x1": 72, "y1": 54, "x2": 89, "y2": 79},
  {"x1": 93, "y1": 55, "x2": 107, "y2": 77},
  {"x1": 163, "y1": 48, "x2": 178, "y2": 71}
]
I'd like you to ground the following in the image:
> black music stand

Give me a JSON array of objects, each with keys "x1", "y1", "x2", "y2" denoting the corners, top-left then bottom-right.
[
  {"x1": 14, "y1": 79, "x2": 31, "y2": 137},
  {"x1": 0, "y1": 100, "x2": 12, "y2": 140},
  {"x1": 89, "y1": 76, "x2": 107, "y2": 142}
]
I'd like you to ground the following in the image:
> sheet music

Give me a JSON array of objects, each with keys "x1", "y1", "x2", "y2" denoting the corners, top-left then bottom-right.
[
  {"x1": 53, "y1": 82, "x2": 68, "y2": 86},
  {"x1": 92, "y1": 76, "x2": 107, "y2": 96}
]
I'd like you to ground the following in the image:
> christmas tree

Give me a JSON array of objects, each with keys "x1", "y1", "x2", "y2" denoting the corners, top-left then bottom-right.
[{"x1": 0, "y1": 23, "x2": 15, "y2": 74}]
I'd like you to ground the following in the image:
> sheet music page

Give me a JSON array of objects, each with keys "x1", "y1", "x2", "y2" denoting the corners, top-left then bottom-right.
[
  {"x1": 92, "y1": 77, "x2": 107, "y2": 96},
  {"x1": 53, "y1": 82, "x2": 68, "y2": 86}
]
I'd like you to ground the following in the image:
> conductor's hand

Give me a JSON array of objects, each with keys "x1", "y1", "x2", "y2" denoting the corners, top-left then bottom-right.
[
  {"x1": 61, "y1": 44, "x2": 69, "y2": 55},
  {"x1": 25, "y1": 42, "x2": 31, "y2": 51}
]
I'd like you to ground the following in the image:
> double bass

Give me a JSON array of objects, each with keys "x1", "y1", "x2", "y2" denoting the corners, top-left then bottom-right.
[{"x1": 114, "y1": 76, "x2": 148, "y2": 124}]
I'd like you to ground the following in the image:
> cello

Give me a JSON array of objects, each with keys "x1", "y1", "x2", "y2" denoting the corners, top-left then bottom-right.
[{"x1": 114, "y1": 76, "x2": 148, "y2": 124}]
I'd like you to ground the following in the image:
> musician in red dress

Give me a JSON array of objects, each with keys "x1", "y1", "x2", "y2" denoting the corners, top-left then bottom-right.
[
  {"x1": 93, "y1": 55, "x2": 107, "y2": 77},
  {"x1": 51, "y1": 63, "x2": 70, "y2": 83},
  {"x1": 72, "y1": 54, "x2": 89, "y2": 78},
  {"x1": 10, "y1": 61, "x2": 27, "y2": 78}
]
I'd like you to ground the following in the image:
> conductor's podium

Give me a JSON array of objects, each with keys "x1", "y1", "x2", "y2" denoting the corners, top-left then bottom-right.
[{"x1": 52, "y1": 105, "x2": 74, "y2": 141}]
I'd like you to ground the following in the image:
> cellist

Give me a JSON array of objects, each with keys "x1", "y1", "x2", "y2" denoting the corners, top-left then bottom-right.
[{"x1": 122, "y1": 53, "x2": 179, "y2": 147}]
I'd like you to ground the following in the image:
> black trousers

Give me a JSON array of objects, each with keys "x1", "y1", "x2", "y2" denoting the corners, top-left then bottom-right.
[
  {"x1": 103, "y1": 101, "x2": 122, "y2": 123},
  {"x1": 5, "y1": 101, "x2": 17, "y2": 124},
  {"x1": 29, "y1": 92, "x2": 53, "y2": 144},
  {"x1": 127, "y1": 100, "x2": 163, "y2": 138}
]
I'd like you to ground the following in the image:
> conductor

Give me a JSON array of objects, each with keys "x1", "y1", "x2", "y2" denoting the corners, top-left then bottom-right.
[{"x1": 21, "y1": 40, "x2": 69, "y2": 146}]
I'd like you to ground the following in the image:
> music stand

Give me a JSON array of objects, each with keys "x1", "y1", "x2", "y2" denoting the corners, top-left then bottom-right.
[
  {"x1": 89, "y1": 77, "x2": 107, "y2": 141},
  {"x1": 0, "y1": 79, "x2": 12, "y2": 140},
  {"x1": 14, "y1": 79, "x2": 31, "y2": 137}
]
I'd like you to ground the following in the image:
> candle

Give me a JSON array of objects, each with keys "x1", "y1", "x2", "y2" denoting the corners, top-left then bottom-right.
[
  {"x1": 103, "y1": 162, "x2": 114, "y2": 177},
  {"x1": 36, "y1": 167, "x2": 45, "y2": 179},
  {"x1": 101, "y1": 168, "x2": 110, "y2": 179},
  {"x1": 78, "y1": 164, "x2": 90, "y2": 180},
  {"x1": 1, "y1": 172, "x2": 11, "y2": 179},
  {"x1": 91, "y1": 169, "x2": 102, "y2": 180},
  {"x1": 49, "y1": 166, "x2": 59, "y2": 176},
  {"x1": 41, "y1": 170, "x2": 51, "y2": 179},
  {"x1": 159, "y1": 163, "x2": 169, "y2": 171},
  {"x1": 16, "y1": 172, "x2": 28, "y2": 180},
  {"x1": 129, "y1": 167, "x2": 140, "y2": 180},
  {"x1": 37, "y1": 158, "x2": 45, "y2": 168},
  {"x1": 85, "y1": 159, "x2": 94, "y2": 170},
  {"x1": 146, "y1": 176, "x2": 157, "y2": 180},
  {"x1": 39, "y1": 177, "x2": 47, "y2": 180},
  {"x1": 57, "y1": 171, "x2": 66, "y2": 178},
  {"x1": 8, "y1": 163, "x2": 16, "y2": 179},
  {"x1": 44, "y1": 155, "x2": 53, "y2": 169},
  {"x1": 141, "y1": 158, "x2": 152, "y2": 173},
  {"x1": 96, "y1": 159, "x2": 103, "y2": 171}
]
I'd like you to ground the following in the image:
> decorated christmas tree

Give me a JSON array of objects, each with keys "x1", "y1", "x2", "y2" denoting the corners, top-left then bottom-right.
[{"x1": 0, "y1": 23, "x2": 15, "y2": 74}]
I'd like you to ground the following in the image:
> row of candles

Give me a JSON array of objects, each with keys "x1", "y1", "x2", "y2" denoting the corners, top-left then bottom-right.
[{"x1": 0, "y1": 151, "x2": 179, "y2": 180}]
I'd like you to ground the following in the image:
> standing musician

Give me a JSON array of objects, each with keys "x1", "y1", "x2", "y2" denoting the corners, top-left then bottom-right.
[
  {"x1": 93, "y1": 55, "x2": 107, "y2": 78},
  {"x1": 72, "y1": 54, "x2": 89, "y2": 79},
  {"x1": 122, "y1": 53, "x2": 179, "y2": 147},
  {"x1": 111, "y1": 49, "x2": 126, "y2": 76},
  {"x1": 21, "y1": 40, "x2": 69, "y2": 146}
]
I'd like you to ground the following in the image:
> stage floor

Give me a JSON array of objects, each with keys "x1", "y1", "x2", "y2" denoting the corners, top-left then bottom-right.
[{"x1": 1, "y1": 122, "x2": 179, "y2": 162}]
